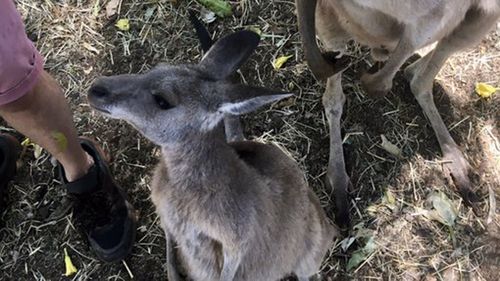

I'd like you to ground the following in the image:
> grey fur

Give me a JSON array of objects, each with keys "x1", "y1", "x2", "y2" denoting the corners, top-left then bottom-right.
[
  {"x1": 88, "y1": 31, "x2": 338, "y2": 281},
  {"x1": 296, "y1": 0, "x2": 500, "y2": 225}
]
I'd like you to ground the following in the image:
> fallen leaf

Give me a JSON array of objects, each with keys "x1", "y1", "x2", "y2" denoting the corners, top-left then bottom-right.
[
  {"x1": 20, "y1": 138, "x2": 32, "y2": 147},
  {"x1": 33, "y1": 144, "x2": 43, "y2": 159},
  {"x1": 366, "y1": 204, "x2": 379, "y2": 215},
  {"x1": 144, "y1": 7, "x2": 156, "y2": 21},
  {"x1": 115, "y1": 19, "x2": 130, "y2": 31},
  {"x1": 83, "y1": 66, "x2": 93, "y2": 75},
  {"x1": 475, "y1": 82, "x2": 498, "y2": 99},
  {"x1": 384, "y1": 189, "x2": 396, "y2": 205},
  {"x1": 340, "y1": 237, "x2": 356, "y2": 252},
  {"x1": 272, "y1": 55, "x2": 293, "y2": 70},
  {"x1": 382, "y1": 189, "x2": 396, "y2": 210},
  {"x1": 275, "y1": 37, "x2": 287, "y2": 48},
  {"x1": 380, "y1": 134, "x2": 403, "y2": 158},
  {"x1": 93, "y1": 0, "x2": 101, "y2": 17},
  {"x1": 64, "y1": 248, "x2": 77, "y2": 277},
  {"x1": 106, "y1": 0, "x2": 120, "y2": 17},
  {"x1": 424, "y1": 192, "x2": 458, "y2": 226},
  {"x1": 20, "y1": 138, "x2": 44, "y2": 159},
  {"x1": 353, "y1": 223, "x2": 372, "y2": 238},
  {"x1": 196, "y1": 0, "x2": 232, "y2": 17},
  {"x1": 247, "y1": 26, "x2": 262, "y2": 36},
  {"x1": 201, "y1": 10, "x2": 217, "y2": 24},
  {"x1": 347, "y1": 236, "x2": 377, "y2": 271}
]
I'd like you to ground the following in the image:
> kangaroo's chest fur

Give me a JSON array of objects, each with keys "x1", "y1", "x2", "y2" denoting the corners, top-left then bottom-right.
[{"x1": 150, "y1": 140, "x2": 334, "y2": 281}]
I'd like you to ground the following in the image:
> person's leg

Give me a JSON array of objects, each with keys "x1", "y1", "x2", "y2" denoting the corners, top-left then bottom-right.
[
  {"x1": 0, "y1": 70, "x2": 93, "y2": 182},
  {"x1": 0, "y1": 0, "x2": 91, "y2": 181},
  {"x1": 0, "y1": 63, "x2": 136, "y2": 264},
  {"x1": 0, "y1": 1, "x2": 136, "y2": 262}
]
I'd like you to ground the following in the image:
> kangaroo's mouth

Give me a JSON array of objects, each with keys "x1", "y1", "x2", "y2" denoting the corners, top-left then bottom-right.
[
  {"x1": 88, "y1": 102, "x2": 111, "y2": 115},
  {"x1": 87, "y1": 93, "x2": 112, "y2": 115}
]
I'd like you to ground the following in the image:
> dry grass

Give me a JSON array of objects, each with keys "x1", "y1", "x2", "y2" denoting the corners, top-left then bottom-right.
[{"x1": 0, "y1": 0, "x2": 498, "y2": 280}]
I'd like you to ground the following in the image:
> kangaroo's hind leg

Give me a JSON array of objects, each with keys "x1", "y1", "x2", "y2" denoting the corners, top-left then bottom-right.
[
  {"x1": 314, "y1": 2, "x2": 353, "y2": 227},
  {"x1": 404, "y1": 8, "x2": 499, "y2": 206}
]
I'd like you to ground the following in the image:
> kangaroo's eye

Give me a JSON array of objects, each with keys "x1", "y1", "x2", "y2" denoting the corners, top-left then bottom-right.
[{"x1": 153, "y1": 94, "x2": 172, "y2": 110}]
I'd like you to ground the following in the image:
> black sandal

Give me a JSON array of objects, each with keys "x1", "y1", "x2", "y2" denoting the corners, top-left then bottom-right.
[
  {"x1": 0, "y1": 134, "x2": 20, "y2": 209},
  {"x1": 59, "y1": 138, "x2": 137, "y2": 262}
]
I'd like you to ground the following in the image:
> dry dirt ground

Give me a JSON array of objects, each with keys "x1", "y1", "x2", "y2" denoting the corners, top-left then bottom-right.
[{"x1": 0, "y1": 1, "x2": 499, "y2": 280}]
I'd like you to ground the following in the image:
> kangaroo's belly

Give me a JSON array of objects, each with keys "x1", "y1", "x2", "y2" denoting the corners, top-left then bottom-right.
[
  {"x1": 318, "y1": 0, "x2": 471, "y2": 53},
  {"x1": 319, "y1": 0, "x2": 402, "y2": 51},
  {"x1": 176, "y1": 229, "x2": 222, "y2": 281}
]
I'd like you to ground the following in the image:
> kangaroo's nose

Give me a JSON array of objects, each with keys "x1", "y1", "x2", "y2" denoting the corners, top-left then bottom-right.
[{"x1": 88, "y1": 85, "x2": 110, "y2": 98}]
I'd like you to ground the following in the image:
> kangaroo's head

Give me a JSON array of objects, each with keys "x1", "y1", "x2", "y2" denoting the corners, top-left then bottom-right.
[{"x1": 87, "y1": 31, "x2": 291, "y2": 145}]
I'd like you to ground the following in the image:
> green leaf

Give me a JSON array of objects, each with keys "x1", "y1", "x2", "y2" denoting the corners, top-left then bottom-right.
[
  {"x1": 21, "y1": 137, "x2": 33, "y2": 147},
  {"x1": 144, "y1": 7, "x2": 156, "y2": 21},
  {"x1": 380, "y1": 134, "x2": 403, "y2": 158},
  {"x1": 247, "y1": 26, "x2": 262, "y2": 36},
  {"x1": 382, "y1": 189, "x2": 397, "y2": 211},
  {"x1": 64, "y1": 248, "x2": 77, "y2": 276},
  {"x1": 93, "y1": 0, "x2": 101, "y2": 17},
  {"x1": 115, "y1": 19, "x2": 130, "y2": 31},
  {"x1": 475, "y1": 82, "x2": 498, "y2": 99},
  {"x1": 427, "y1": 192, "x2": 458, "y2": 226},
  {"x1": 196, "y1": 0, "x2": 232, "y2": 17},
  {"x1": 347, "y1": 251, "x2": 365, "y2": 272},
  {"x1": 347, "y1": 236, "x2": 377, "y2": 271},
  {"x1": 272, "y1": 55, "x2": 293, "y2": 70}
]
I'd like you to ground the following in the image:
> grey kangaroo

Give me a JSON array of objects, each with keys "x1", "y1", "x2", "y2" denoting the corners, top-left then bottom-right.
[
  {"x1": 296, "y1": 0, "x2": 500, "y2": 226},
  {"x1": 87, "y1": 30, "x2": 337, "y2": 281}
]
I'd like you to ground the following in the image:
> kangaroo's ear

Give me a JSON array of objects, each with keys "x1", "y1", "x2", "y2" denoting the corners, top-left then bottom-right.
[
  {"x1": 199, "y1": 30, "x2": 260, "y2": 80},
  {"x1": 188, "y1": 10, "x2": 213, "y2": 52},
  {"x1": 218, "y1": 85, "x2": 293, "y2": 115}
]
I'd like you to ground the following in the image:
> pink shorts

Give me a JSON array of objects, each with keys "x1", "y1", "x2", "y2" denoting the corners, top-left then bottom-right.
[{"x1": 0, "y1": 0, "x2": 44, "y2": 106}]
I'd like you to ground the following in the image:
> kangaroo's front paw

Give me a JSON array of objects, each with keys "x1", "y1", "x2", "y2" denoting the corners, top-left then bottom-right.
[{"x1": 361, "y1": 70, "x2": 392, "y2": 99}]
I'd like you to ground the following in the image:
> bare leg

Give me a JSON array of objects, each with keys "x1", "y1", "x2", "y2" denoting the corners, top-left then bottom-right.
[
  {"x1": 0, "y1": 70, "x2": 92, "y2": 181},
  {"x1": 404, "y1": 10, "x2": 498, "y2": 203},
  {"x1": 323, "y1": 74, "x2": 350, "y2": 227},
  {"x1": 166, "y1": 231, "x2": 182, "y2": 281},
  {"x1": 224, "y1": 116, "x2": 245, "y2": 142}
]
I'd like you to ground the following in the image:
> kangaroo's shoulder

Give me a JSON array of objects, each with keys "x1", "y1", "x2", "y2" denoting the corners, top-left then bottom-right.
[{"x1": 229, "y1": 140, "x2": 303, "y2": 180}]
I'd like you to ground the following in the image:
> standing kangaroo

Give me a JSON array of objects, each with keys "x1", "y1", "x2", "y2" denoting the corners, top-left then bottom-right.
[
  {"x1": 87, "y1": 30, "x2": 337, "y2": 281},
  {"x1": 296, "y1": 0, "x2": 500, "y2": 226}
]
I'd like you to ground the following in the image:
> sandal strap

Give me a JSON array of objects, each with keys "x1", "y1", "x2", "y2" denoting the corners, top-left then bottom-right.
[
  {"x1": 63, "y1": 164, "x2": 100, "y2": 195},
  {"x1": 0, "y1": 134, "x2": 21, "y2": 190}
]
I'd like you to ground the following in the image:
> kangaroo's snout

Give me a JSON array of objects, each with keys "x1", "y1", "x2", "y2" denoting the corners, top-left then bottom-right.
[
  {"x1": 87, "y1": 74, "x2": 139, "y2": 109},
  {"x1": 88, "y1": 84, "x2": 110, "y2": 99},
  {"x1": 87, "y1": 79, "x2": 116, "y2": 115}
]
